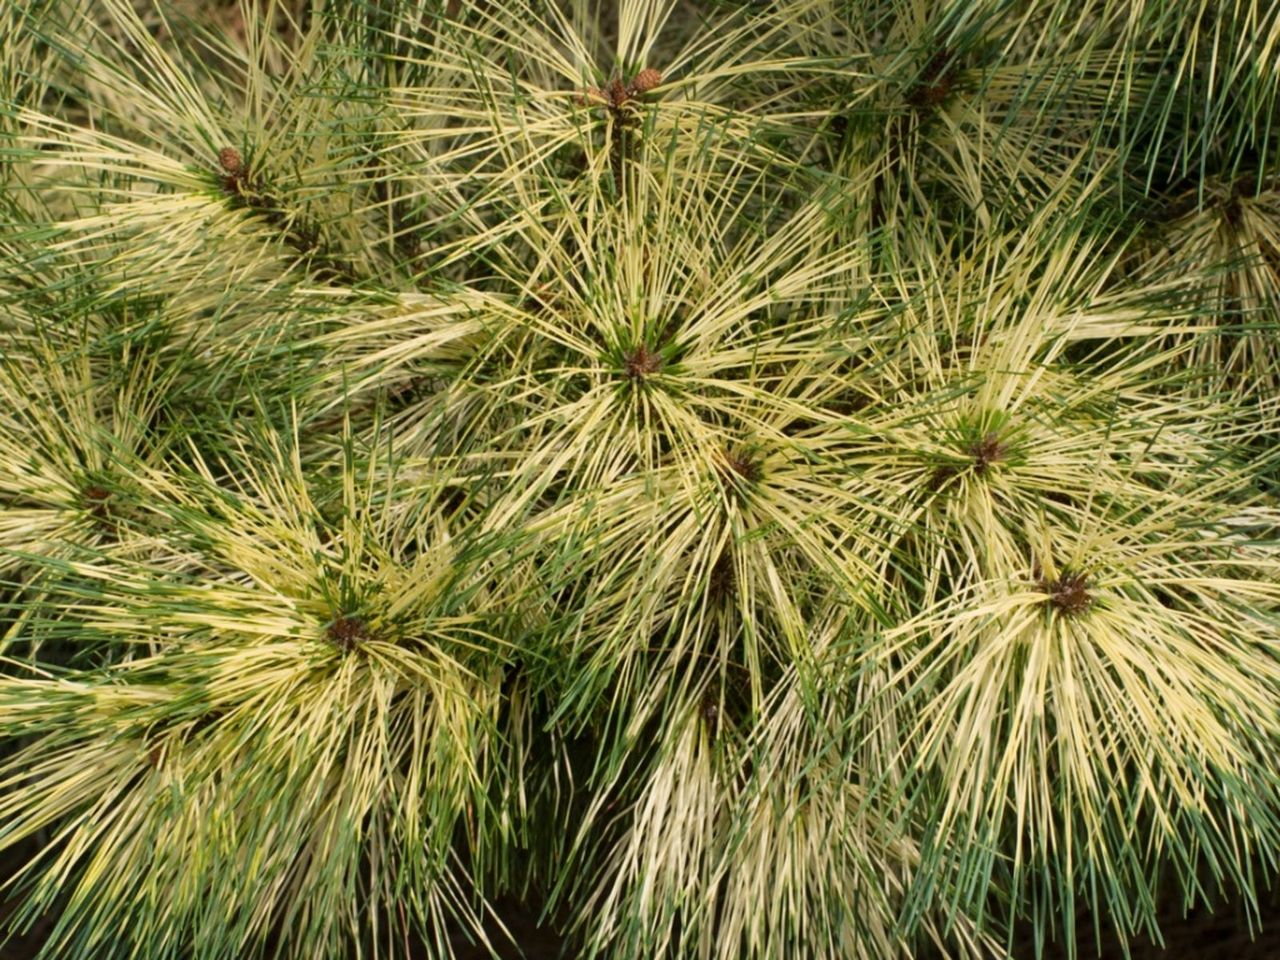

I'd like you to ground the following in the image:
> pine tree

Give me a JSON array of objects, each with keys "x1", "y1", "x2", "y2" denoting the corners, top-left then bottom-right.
[{"x1": 1, "y1": 1, "x2": 1278, "y2": 957}]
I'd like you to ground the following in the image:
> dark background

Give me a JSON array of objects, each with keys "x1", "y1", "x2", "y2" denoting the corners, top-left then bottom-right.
[{"x1": 7, "y1": 885, "x2": 1276, "y2": 958}]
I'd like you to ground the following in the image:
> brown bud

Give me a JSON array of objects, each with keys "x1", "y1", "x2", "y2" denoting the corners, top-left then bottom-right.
[
  {"x1": 575, "y1": 86, "x2": 607, "y2": 106},
  {"x1": 624, "y1": 342, "x2": 662, "y2": 380},
  {"x1": 720, "y1": 447, "x2": 762, "y2": 485},
  {"x1": 907, "y1": 50, "x2": 956, "y2": 111},
  {"x1": 1038, "y1": 568, "x2": 1093, "y2": 618},
  {"x1": 968, "y1": 431, "x2": 1005, "y2": 475},
  {"x1": 524, "y1": 282, "x2": 557, "y2": 312},
  {"x1": 327, "y1": 614, "x2": 373, "y2": 652},
  {"x1": 629, "y1": 68, "x2": 662, "y2": 96},
  {"x1": 608, "y1": 78, "x2": 629, "y2": 106},
  {"x1": 218, "y1": 147, "x2": 244, "y2": 175},
  {"x1": 81, "y1": 483, "x2": 111, "y2": 519}
]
